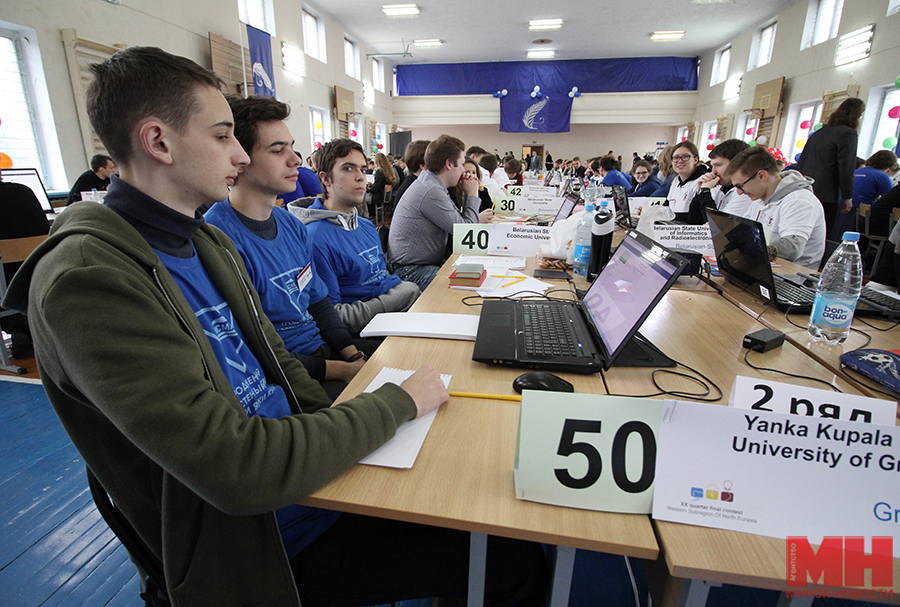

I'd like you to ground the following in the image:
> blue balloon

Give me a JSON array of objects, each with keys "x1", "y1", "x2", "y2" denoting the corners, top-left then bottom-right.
[
  {"x1": 574, "y1": 91, "x2": 581, "y2": 97},
  {"x1": 794, "y1": 153, "x2": 801, "y2": 162},
  {"x1": 376, "y1": 134, "x2": 381, "y2": 140}
]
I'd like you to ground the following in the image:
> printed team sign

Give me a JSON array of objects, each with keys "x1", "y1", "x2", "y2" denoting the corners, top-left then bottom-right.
[
  {"x1": 650, "y1": 223, "x2": 715, "y2": 256},
  {"x1": 515, "y1": 392, "x2": 663, "y2": 514},
  {"x1": 452, "y1": 223, "x2": 550, "y2": 257},
  {"x1": 652, "y1": 400, "x2": 900, "y2": 557}
]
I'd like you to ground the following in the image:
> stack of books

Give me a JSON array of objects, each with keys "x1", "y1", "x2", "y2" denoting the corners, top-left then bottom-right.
[{"x1": 448, "y1": 263, "x2": 486, "y2": 287}]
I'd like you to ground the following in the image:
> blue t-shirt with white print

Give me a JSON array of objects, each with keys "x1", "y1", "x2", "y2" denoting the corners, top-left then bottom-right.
[
  {"x1": 156, "y1": 247, "x2": 339, "y2": 558},
  {"x1": 305, "y1": 199, "x2": 401, "y2": 304},
  {"x1": 204, "y1": 200, "x2": 328, "y2": 356}
]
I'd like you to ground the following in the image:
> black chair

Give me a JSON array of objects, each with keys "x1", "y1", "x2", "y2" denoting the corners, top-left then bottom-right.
[
  {"x1": 86, "y1": 467, "x2": 170, "y2": 606},
  {"x1": 818, "y1": 239, "x2": 840, "y2": 271},
  {"x1": 378, "y1": 225, "x2": 393, "y2": 274}
]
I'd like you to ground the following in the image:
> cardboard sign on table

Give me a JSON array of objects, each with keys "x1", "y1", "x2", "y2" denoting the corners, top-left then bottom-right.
[{"x1": 453, "y1": 223, "x2": 550, "y2": 257}]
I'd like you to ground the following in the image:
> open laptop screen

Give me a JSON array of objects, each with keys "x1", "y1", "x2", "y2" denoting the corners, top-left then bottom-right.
[
  {"x1": 582, "y1": 231, "x2": 681, "y2": 356},
  {"x1": 705, "y1": 208, "x2": 772, "y2": 295},
  {"x1": 552, "y1": 193, "x2": 579, "y2": 225},
  {"x1": 2, "y1": 168, "x2": 53, "y2": 212}
]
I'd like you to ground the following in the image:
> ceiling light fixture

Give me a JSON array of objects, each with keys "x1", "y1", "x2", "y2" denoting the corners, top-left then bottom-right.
[
  {"x1": 413, "y1": 39, "x2": 443, "y2": 48},
  {"x1": 527, "y1": 50, "x2": 555, "y2": 59},
  {"x1": 529, "y1": 19, "x2": 563, "y2": 30},
  {"x1": 650, "y1": 30, "x2": 686, "y2": 41},
  {"x1": 381, "y1": 4, "x2": 419, "y2": 17}
]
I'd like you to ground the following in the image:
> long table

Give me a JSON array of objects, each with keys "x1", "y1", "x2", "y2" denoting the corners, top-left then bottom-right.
[{"x1": 305, "y1": 253, "x2": 899, "y2": 606}]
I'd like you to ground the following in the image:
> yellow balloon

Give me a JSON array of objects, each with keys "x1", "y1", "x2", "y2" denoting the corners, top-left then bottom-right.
[
  {"x1": 0, "y1": 152, "x2": 12, "y2": 168},
  {"x1": 314, "y1": 121, "x2": 322, "y2": 130},
  {"x1": 795, "y1": 139, "x2": 807, "y2": 148}
]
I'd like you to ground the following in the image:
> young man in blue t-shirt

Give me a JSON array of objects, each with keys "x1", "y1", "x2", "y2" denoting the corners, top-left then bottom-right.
[
  {"x1": 289, "y1": 139, "x2": 420, "y2": 333},
  {"x1": 204, "y1": 97, "x2": 370, "y2": 399}
]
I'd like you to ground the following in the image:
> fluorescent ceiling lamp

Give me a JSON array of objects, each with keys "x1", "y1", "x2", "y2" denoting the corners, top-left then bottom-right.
[
  {"x1": 382, "y1": 4, "x2": 419, "y2": 16},
  {"x1": 834, "y1": 24, "x2": 874, "y2": 66},
  {"x1": 413, "y1": 39, "x2": 442, "y2": 47},
  {"x1": 529, "y1": 19, "x2": 563, "y2": 30},
  {"x1": 650, "y1": 30, "x2": 685, "y2": 41},
  {"x1": 527, "y1": 50, "x2": 555, "y2": 59}
]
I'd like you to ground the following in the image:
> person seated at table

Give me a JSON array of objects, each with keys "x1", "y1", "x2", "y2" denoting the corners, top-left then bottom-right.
[
  {"x1": 276, "y1": 151, "x2": 323, "y2": 208},
  {"x1": 503, "y1": 156, "x2": 524, "y2": 186},
  {"x1": 630, "y1": 160, "x2": 662, "y2": 197},
  {"x1": 726, "y1": 147, "x2": 826, "y2": 269},
  {"x1": 686, "y1": 139, "x2": 752, "y2": 225},
  {"x1": 389, "y1": 134, "x2": 493, "y2": 290},
  {"x1": 290, "y1": 138, "x2": 420, "y2": 334},
  {"x1": 466, "y1": 145, "x2": 490, "y2": 180},
  {"x1": 66, "y1": 154, "x2": 117, "y2": 205},
  {"x1": 650, "y1": 145, "x2": 676, "y2": 197},
  {"x1": 205, "y1": 96, "x2": 373, "y2": 401},
  {"x1": 591, "y1": 156, "x2": 632, "y2": 192},
  {"x1": 838, "y1": 150, "x2": 898, "y2": 237},
  {"x1": 393, "y1": 139, "x2": 430, "y2": 205},
  {"x1": 451, "y1": 158, "x2": 493, "y2": 212},
  {"x1": 369, "y1": 152, "x2": 399, "y2": 218},
  {"x1": 474, "y1": 153, "x2": 504, "y2": 202},
  {"x1": 484, "y1": 153, "x2": 512, "y2": 188},
  {"x1": 667, "y1": 141, "x2": 709, "y2": 221},
  {"x1": 572, "y1": 157, "x2": 586, "y2": 180},
  {"x1": 871, "y1": 183, "x2": 900, "y2": 237}
]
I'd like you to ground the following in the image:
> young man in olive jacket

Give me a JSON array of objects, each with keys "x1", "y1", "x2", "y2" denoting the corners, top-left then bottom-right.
[{"x1": 2, "y1": 47, "x2": 546, "y2": 607}]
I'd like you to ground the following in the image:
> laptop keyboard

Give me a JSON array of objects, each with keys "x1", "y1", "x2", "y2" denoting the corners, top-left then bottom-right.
[
  {"x1": 522, "y1": 303, "x2": 579, "y2": 357},
  {"x1": 861, "y1": 287, "x2": 900, "y2": 312},
  {"x1": 773, "y1": 275, "x2": 815, "y2": 304}
]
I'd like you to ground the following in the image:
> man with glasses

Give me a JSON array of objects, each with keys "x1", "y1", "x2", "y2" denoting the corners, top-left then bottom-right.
[
  {"x1": 726, "y1": 147, "x2": 826, "y2": 269},
  {"x1": 686, "y1": 139, "x2": 753, "y2": 224},
  {"x1": 630, "y1": 160, "x2": 662, "y2": 197}
]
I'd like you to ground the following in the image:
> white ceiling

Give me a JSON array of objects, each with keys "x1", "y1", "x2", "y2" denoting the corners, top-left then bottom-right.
[{"x1": 311, "y1": 0, "x2": 798, "y2": 65}]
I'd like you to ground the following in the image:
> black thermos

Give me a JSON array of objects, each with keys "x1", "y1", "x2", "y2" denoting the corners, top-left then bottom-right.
[{"x1": 587, "y1": 203, "x2": 614, "y2": 282}]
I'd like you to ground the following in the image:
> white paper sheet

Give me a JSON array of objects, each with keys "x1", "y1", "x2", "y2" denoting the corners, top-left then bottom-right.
[
  {"x1": 358, "y1": 367, "x2": 452, "y2": 468},
  {"x1": 454, "y1": 255, "x2": 527, "y2": 269},
  {"x1": 360, "y1": 313, "x2": 479, "y2": 341}
]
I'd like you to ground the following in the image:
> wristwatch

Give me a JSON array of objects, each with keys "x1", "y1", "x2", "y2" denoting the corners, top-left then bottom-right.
[{"x1": 346, "y1": 351, "x2": 367, "y2": 362}]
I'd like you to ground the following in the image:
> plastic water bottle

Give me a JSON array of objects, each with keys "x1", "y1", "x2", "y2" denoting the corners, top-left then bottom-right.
[
  {"x1": 587, "y1": 200, "x2": 614, "y2": 282},
  {"x1": 807, "y1": 232, "x2": 863, "y2": 344},
  {"x1": 573, "y1": 203, "x2": 595, "y2": 277}
]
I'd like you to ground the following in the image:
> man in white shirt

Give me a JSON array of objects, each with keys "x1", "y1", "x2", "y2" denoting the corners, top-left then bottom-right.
[
  {"x1": 727, "y1": 147, "x2": 827, "y2": 269},
  {"x1": 686, "y1": 139, "x2": 754, "y2": 224}
]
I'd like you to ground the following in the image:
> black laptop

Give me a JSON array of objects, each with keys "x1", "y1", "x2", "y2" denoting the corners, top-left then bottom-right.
[
  {"x1": 551, "y1": 192, "x2": 579, "y2": 225},
  {"x1": 3, "y1": 168, "x2": 54, "y2": 214},
  {"x1": 472, "y1": 230, "x2": 688, "y2": 374},
  {"x1": 611, "y1": 185, "x2": 636, "y2": 228}
]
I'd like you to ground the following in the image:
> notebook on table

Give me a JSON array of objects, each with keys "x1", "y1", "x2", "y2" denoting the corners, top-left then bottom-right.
[{"x1": 472, "y1": 230, "x2": 687, "y2": 374}]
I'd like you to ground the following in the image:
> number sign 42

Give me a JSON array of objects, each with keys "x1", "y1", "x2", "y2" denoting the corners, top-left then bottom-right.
[{"x1": 515, "y1": 392, "x2": 663, "y2": 514}]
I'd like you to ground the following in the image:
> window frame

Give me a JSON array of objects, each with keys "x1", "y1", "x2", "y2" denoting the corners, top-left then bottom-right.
[
  {"x1": 749, "y1": 22, "x2": 777, "y2": 70},
  {"x1": 309, "y1": 105, "x2": 331, "y2": 153},
  {"x1": 343, "y1": 37, "x2": 360, "y2": 79},
  {"x1": 710, "y1": 46, "x2": 731, "y2": 87},
  {"x1": 802, "y1": 0, "x2": 844, "y2": 49},
  {"x1": 867, "y1": 87, "x2": 900, "y2": 157},
  {"x1": 372, "y1": 58, "x2": 385, "y2": 92},
  {"x1": 237, "y1": 0, "x2": 275, "y2": 36},
  {"x1": 302, "y1": 9, "x2": 327, "y2": 63},
  {"x1": 783, "y1": 100, "x2": 824, "y2": 161}
]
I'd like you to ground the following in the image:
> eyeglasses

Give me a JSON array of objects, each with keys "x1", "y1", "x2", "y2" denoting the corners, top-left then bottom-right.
[
  {"x1": 634, "y1": 171, "x2": 650, "y2": 176},
  {"x1": 734, "y1": 171, "x2": 759, "y2": 192},
  {"x1": 672, "y1": 155, "x2": 696, "y2": 163}
]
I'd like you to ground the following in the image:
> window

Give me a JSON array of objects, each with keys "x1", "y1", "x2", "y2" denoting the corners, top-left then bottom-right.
[
  {"x1": 710, "y1": 46, "x2": 731, "y2": 86},
  {"x1": 784, "y1": 101, "x2": 823, "y2": 160},
  {"x1": 375, "y1": 123, "x2": 387, "y2": 154},
  {"x1": 676, "y1": 126, "x2": 689, "y2": 143},
  {"x1": 890, "y1": 0, "x2": 900, "y2": 16},
  {"x1": 739, "y1": 115, "x2": 760, "y2": 144},
  {"x1": 700, "y1": 120, "x2": 718, "y2": 160},
  {"x1": 749, "y1": 22, "x2": 777, "y2": 70},
  {"x1": 348, "y1": 115, "x2": 363, "y2": 146},
  {"x1": 309, "y1": 106, "x2": 331, "y2": 152},
  {"x1": 372, "y1": 59, "x2": 385, "y2": 92},
  {"x1": 344, "y1": 38, "x2": 360, "y2": 79},
  {"x1": 237, "y1": 0, "x2": 275, "y2": 35},
  {"x1": 802, "y1": 0, "x2": 844, "y2": 49},
  {"x1": 869, "y1": 87, "x2": 900, "y2": 156},
  {"x1": 303, "y1": 10, "x2": 326, "y2": 63},
  {"x1": 0, "y1": 33, "x2": 43, "y2": 174}
]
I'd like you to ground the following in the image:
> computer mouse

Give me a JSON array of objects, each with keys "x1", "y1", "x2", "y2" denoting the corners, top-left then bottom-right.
[{"x1": 512, "y1": 372, "x2": 575, "y2": 394}]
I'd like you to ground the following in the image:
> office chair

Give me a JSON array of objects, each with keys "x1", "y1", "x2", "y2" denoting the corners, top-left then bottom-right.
[
  {"x1": 86, "y1": 467, "x2": 170, "y2": 606},
  {"x1": 1, "y1": 235, "x2": 48, "y2": 373},
  {"x1": 858, "y1": 203, "x2": 891, "y2": 273}
]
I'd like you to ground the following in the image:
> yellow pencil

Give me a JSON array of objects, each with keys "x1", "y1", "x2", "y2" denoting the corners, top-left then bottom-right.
[
  {"x1": 449, "y1": 392, "x2": 522, "y2": 402},
  {"x1": 490, "y1": 275, "x2": 520, "y2": 279},
  {"x1": 501, "y1": 277, "x2": 526, "y2": 288}
]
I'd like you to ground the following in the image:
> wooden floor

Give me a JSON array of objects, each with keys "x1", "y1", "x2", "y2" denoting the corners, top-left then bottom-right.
[{"x1": 0, "y1": 376, "x2": 142, "y2": 607}]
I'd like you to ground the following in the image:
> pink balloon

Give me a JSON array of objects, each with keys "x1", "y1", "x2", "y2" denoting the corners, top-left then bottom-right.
[
  {"x1": 746, "y1": 128, "x2": 755, "y2": 135},
  {"x1": 681, "y1": 137, "x2": 687, "y2": 141},
  {"x1": 315, "y1": 141, "x2": 322, "y2": 148},
  {"x1": 800, "y1": 120, "x2": 812, "y2": 130},
  {"x1": 377, "y1": 143, "x2": 383, "y2": 149},
  {"x1": 708, "y1": 133, "x2": 715, "y2": 140},
  {"x1": 350, "y1": 130, "x2": 357, "y2": 137},
  {"x1": 706, "y1": 143, "x2": 714, "y2": 150},
  {"x1": 889, "y1": 106, "x2": 900, "y2": 120}
]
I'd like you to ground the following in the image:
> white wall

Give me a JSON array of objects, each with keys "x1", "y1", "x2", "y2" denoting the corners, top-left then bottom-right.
[
  {"x1": 3, "y1": 0, "x2": 395, "y2": 189},
  {"x1": 694, "y1": 0, "x2": 900, "y2": 155},
  {"x1": 404, "y1": 123, "x2": 679, "y2": 164}
]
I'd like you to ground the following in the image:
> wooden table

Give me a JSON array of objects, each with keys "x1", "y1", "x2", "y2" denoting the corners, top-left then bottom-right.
[{"x1": 304, "y1": 256, "x2": 657, "y2": 607}]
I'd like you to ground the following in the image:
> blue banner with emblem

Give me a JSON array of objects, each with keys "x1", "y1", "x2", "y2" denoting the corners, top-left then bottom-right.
[
  {"x1": 246, "y1": 24, "x2": 276, "y2": 97},
  {"x1": 500, "y1": 94, "x2": 572, "y2": 133}
]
